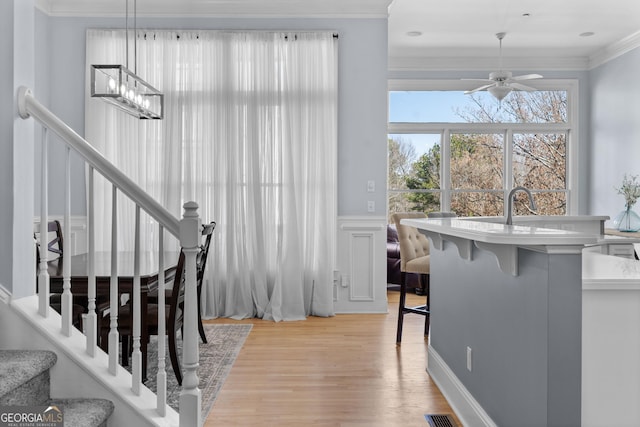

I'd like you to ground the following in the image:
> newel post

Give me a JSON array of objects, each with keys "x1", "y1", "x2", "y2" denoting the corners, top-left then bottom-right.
[{"x1": 179, "y1": 201, "x2": 202, "y2": 427}]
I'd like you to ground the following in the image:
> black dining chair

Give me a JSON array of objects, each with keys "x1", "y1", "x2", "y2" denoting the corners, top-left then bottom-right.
[
  {"x1": 147, "y1": 221, "x2": 215, "y2": 344},
  {"x1": 98, "y1": 221, "x2": 216, "y2": 384},
  {"x1": 99, "y1": 251, "x2": 187, "y2": 384},
  {"x1": 35, "y1": 220, "x2": 64, "y2": 265}
]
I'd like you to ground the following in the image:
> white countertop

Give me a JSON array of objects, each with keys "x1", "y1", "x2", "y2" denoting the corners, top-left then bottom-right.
[
  {"x1": 469, "y1": 215, "x2": 609, "y2": 224},
  {"x1": 583, "y1": 251, "x2": 640, "y2": 289},
  {"x1": 401, "y1": 217, "x2": 600, "y2": 246}
]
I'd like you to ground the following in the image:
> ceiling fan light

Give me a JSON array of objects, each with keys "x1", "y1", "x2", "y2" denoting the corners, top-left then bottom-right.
[{"x1": 488, "y1": 85, "x2": 512, "y2": 101}]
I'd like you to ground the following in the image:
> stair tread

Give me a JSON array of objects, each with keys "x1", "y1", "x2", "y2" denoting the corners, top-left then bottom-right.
[
  {"x1": 47, "y1": 398, "x2": 114, "y2": 427},
  {"x1": 0, "y1": 350, "x2": 57, "y2": 398}
]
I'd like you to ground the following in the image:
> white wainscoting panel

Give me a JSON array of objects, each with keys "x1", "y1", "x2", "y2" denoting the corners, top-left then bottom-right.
[
  {"x1": 36, "y1": 215, "x2": 389, "y2": 314},
  {"x1": 335, "y1": 216, "x2": 388, "y2": 313},
  {"x1": 349, "y1": 232, "x2": 374, "y2": 302}
]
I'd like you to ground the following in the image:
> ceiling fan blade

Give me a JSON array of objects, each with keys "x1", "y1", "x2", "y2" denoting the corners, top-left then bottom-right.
[
  {"x1": 461, "y1": 78, "x2": 494, "y2": 83},
  {"x1": 511, "y1": 73, "x2": 543, "y2": 81},
  {"x1": 461, "y1": 33, "x2": 542, "y2": 99},
  {"x1": 464, "y1": 83, "x2": 495, "y2": 94},
  {"x1": 510, "y1": 82, "x2": 537, "y2": 92}
]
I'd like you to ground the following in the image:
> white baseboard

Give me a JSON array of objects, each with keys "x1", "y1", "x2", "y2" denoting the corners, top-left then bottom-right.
[{"x1": 427, "y1": 345, "x2": 497, "y2": 427}]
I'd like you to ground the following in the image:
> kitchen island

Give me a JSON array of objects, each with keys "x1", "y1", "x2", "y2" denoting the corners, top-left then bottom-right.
[
  {"x1": 582, "y1": 250, "x2": 640, "y2": 427},
  {"x1": 401, "y1": 216, "x2": 603, "y2": 427}
]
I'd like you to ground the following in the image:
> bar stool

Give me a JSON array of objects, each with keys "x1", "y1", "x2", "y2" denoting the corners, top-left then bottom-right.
[{"x1": 391, "y1": 212, "x2": 430, "y2": 345}]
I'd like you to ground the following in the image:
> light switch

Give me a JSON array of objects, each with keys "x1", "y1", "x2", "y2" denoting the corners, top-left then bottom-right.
[{"x1": 367, "y1": 180, "x2": 375, "y2": 192}]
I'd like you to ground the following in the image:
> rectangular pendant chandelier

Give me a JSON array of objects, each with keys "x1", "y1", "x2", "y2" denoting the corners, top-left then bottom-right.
[{"x1": 91, "y1": 64, "x2": 164, "y2": 120}]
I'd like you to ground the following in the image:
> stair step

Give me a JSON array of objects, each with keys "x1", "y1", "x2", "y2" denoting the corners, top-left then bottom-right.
[
  {"x1": 47, "y1": 398, "x2": 114, "y2": 427},
  {"x1": 0, "y1": 350, "x2": 57, "y2": 405},
  {"x1": 0, "y1": 351, "x2": 114, "y2": 426}
]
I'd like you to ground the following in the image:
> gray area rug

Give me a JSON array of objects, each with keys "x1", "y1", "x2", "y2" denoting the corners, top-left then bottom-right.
[{"x1": 124, "y1": 324, "x2": 252, "y2": 417}]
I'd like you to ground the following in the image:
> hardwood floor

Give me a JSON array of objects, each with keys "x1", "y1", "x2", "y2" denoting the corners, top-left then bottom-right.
[{"x1": 204, "y1": 290, "x2": 460, "y2": 426}]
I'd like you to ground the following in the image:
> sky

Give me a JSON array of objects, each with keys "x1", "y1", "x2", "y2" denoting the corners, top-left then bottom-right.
[
  {"x1": 389, "y1": 91, "x2": 475, "y2": 123},
  {"x1": 388, "y1": 90, "x2": 497, "y2": 157}
]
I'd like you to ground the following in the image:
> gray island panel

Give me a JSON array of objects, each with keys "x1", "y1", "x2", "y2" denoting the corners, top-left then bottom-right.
[{"x1": 428, "y1": 240, "x2": 582, "y2": 426}]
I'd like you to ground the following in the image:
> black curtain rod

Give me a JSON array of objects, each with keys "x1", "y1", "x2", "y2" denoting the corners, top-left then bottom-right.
[{"x1": 140, "y1": 31, "x2": 338, "y2": 40}]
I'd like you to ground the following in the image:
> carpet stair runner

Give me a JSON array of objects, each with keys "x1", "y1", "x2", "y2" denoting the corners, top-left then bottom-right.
[{"x1": 0, "y1": 350, "x2": 114, "y2": 427}]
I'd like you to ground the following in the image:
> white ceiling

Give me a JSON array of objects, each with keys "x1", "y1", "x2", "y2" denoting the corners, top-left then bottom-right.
[
  {"x1": 38, "y1": 0, "x2": 640, "y2": 70},
  {"x1": 388, "y1": 0, "x2": 640, "y2": 71}
]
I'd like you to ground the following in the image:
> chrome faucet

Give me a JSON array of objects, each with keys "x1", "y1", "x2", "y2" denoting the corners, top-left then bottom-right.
[{"x1": 506, "y1": 186, "x2": 537, "y2": 225}]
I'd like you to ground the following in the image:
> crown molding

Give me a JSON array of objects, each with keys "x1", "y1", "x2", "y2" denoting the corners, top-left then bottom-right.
[
  {"x1": 588, "y1": 30, "x2": 640, "y2": 69},
  {"x1": 36, "y1": 0, "x2": 393, "y2": 18},
  {"x1": 388, "y1": 55, "x2": 590, "y2": 73}
]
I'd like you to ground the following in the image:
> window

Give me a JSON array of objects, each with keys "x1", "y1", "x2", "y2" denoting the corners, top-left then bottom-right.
[{"x1": 388, "y1": 79, "x2": 577, "y2": 218}]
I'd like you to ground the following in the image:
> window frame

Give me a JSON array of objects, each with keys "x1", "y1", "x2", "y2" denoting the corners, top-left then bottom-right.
[{"x1": 388, "y1": 78, "x2": 579, "y2": 216}]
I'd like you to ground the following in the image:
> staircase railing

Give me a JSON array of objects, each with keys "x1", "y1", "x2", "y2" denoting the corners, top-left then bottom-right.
[{"x1": 18, "y1": 86, "x2": 201, "y2": 427}]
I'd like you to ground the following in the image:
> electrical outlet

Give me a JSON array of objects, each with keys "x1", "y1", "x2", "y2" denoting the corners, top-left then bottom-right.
[
  {"x1": 466, "y1": 346, "x2": 472, "y2": 372},
  {"x1": 333, "y1": 270, "x2": 340, "y2": 284},
  {"x1": 367, "y1": 201, "x2": 375, "y2": 212},
  {"x1": 341, "y1": 275, "x2": 350, "y2": 288}
]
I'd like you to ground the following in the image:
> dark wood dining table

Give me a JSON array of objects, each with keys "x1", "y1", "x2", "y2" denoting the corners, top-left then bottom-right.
[{"x1": 48, "y1": 250, "x2": 179, "y2": 380}]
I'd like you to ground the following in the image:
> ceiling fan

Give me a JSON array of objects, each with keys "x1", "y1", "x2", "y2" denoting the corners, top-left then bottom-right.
[{"x1": 463, "y1": 32, "x2": 543, "y2": 101}]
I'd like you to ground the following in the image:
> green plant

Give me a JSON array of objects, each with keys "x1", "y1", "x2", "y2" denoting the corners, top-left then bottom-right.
[{"x1": 616, "y1": 174, "x2": 640, "y2": 208}]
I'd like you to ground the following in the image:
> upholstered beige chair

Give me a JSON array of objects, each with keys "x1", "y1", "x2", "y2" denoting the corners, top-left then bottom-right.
[{"x1": 391, "y1": 212, "x2": 430, "y2": 344}]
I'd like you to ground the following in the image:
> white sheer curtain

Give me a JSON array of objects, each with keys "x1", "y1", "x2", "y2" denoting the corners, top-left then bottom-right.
[{"x1": 85, "y1": 29, "x2": 337, "y2": 321}]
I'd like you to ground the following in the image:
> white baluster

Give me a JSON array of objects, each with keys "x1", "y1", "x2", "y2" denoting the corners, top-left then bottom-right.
[
  {"x1": 179, "y1": 201, "x2": 201, "y2": 427},
  {"x1": 38, "y1": 128, "x2": 49, "y2": 317},
  {"x1": 132, "y1": 205, "x2": 142, "y2": 395},
  {"x1": 61, "y1": 146, "x2": 72, "y2": 336},
  {"x1": 86, "y1": 167, "x2": 97, "y2": 357},
  {"x1": 109, "y1": 185, "x2": 119, "y2": 375},
  {"x1": 156, "y1": 226, "x2": 167, "y2": 415},
  {"x1": 18, "y1": 87, "x2": 200, "y2": 424}
]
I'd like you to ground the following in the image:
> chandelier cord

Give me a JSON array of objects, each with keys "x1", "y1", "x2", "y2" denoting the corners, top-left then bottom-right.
[
  {"x1": 134, "y1": 0, "x2": 137, "y2": 75},
  {"x1": 89, "y1": 0, "x2": 164, "y2": 119},
  {"x1": 125, "y1": 0, "x2": 129, "y2": 70},
  {"x1": 124, "y1": 0, "x2": 138, "y2": 73}
]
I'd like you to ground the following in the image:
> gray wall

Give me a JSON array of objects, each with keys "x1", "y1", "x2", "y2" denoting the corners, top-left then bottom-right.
[
  {"x1": 36, "y1": 13, "x2": 389, "y2": 218},
  {"x1": 589, "y1": 47, "x2": 640, "y2": 221},
  {"x1": 0, "y1": 1, "x2": 14, "y2": 292},
  {"x1": 1, "y1": 0, "x2": 36, "y2": 296},
  {"x1": 0, "y1": 1, "x2": 14, "y2": 293}
]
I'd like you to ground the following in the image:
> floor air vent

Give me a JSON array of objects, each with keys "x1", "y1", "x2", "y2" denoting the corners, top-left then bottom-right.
[{"x1": 425, "y1": 414, "x2": 457, "y2": 427}]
